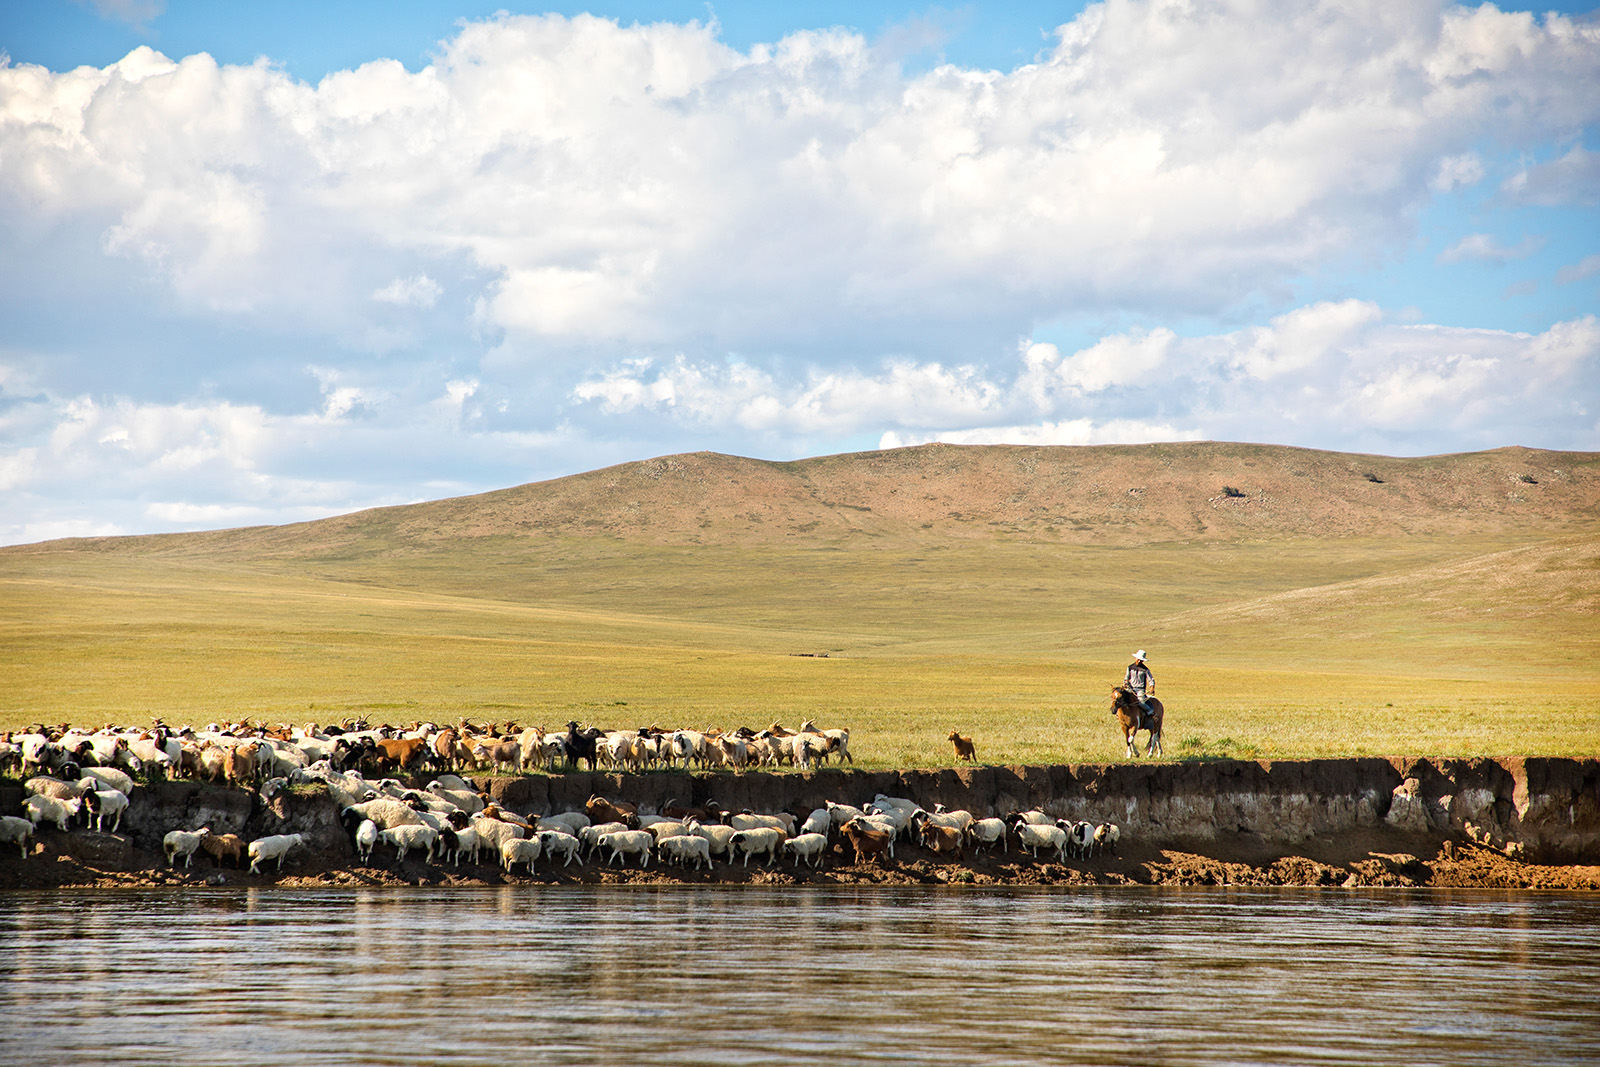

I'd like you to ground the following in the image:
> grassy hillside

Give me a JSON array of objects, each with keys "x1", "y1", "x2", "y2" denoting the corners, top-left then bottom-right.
[{"x1": 2, "y1": 442, "x2": 1597, "y2": 763}]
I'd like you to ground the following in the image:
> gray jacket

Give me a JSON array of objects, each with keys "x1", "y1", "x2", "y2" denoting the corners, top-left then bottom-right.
[{"x1": 1125, "y1": 661, "x2": 1153, "y2": 693}]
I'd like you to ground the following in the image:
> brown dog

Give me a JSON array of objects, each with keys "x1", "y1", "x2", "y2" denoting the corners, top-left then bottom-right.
[{"x1": 948, "y1": 730, "x2": 976, "y2": 762}]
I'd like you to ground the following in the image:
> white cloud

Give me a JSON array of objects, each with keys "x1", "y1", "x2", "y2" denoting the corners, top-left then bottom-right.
[
  {"x1": 573, "y1": 307, "x2": 1600, "y2": 452},
  {"x1": 372, "y1": 274, "x2": 442, "y2": 308},
  {"x1": 881, "y1": 419, "x2": 1202, "y2": 449},
  {"x1": 1430, "y1": 152, "x2": 1484, "y2": 192},
  {"x1": 1555, "y1": 253, "x2": 1600, "y2": 285},
  {"x1": 3, "y1": 5, "x2": 1597, "y2": 353},
  {"x1": 1438, "y1": 232, "x2": 1543, "y2": 264},
  {"x1": 1502, "y1": 143, "x2": 1600, "y2": 206}
]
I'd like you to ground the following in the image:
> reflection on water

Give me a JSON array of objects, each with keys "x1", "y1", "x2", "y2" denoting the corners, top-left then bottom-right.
[{"x1": 1, "y1": 887, "x2": 1596, "y2": 1066}]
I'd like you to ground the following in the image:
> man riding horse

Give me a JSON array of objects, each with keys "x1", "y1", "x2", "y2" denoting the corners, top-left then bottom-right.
[{"x1": 1123, "y1": 650, "x2": 1155, "y2": 728}]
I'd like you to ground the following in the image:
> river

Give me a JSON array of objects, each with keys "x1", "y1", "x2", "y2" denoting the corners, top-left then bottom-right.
[{"x1": 2, "y1": 886, "x2": 1596, "y2": 1066}]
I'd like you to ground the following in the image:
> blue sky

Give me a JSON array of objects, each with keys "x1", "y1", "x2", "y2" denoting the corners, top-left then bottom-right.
[{"x1": 0, "y1": 0, "x2": 1597, "y2": 544}]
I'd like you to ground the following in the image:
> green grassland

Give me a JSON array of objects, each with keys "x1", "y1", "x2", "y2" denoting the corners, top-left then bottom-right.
[{"x1": 4, "y1": 520, "x2": 1596, "y2": 764}]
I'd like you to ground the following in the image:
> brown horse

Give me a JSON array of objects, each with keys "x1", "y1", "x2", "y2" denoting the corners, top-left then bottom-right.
[{"x1": 1111, "y1": 685, "x2": 1164, "y2": 759}]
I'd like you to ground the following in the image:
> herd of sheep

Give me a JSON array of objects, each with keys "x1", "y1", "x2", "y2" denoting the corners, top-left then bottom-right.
[{"x1": 1, "y1": 719, "x2": 1122, "y2": 878}]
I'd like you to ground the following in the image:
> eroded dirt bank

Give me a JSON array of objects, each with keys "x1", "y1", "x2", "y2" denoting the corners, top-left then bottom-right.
[{"x1": 3, "y1": 756, "x2": 1597, "y2": 891}]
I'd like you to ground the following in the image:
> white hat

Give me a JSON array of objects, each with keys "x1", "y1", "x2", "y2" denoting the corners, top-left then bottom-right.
[{"x1": 1133, "y1": 650, "x2": 1147, "y2": 660}]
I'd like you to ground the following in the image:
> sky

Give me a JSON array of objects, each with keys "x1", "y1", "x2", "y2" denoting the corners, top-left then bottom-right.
[{"x1": 1, "y1": 0, "x2": 1597, "y2": 545}]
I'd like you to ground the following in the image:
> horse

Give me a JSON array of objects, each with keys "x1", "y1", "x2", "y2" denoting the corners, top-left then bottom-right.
[{"x1": 1111, "y1": 685, "x2": 1163, "y2": 759}]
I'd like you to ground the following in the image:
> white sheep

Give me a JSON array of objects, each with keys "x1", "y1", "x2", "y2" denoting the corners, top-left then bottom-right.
[
  {"x1": 729, "y1": 827, "x2": 784, "y2": 867},
  {"x1": 0, "y1": 815, "x2": 35, "y2": 858},
  {"x1": 782, "y1": 832, "x2": 829, "y2": 869},
  {"x1": 501, "y1": 836, "x2": 541, "y2": 875},
  {"x1": 379, "y1": 825, "x2": 438, "y2": 864},
  {"x1": 579, "y1": 821, "x2": 628, "y2": 859},
  {"x1": 355, "y1": 819, "x2": 379, "y2": 863},
  {"x1": 799, "y1": 807, "x2": 831, "y2": 837},
  {"x1": 343, "y1": 799, "x2": 423, "y2": 831},
  {"x1": 249, "y1": 833, "x2": 307, "y2": 873},
  {"x1": 449, "y1": 826, "x2": 482, "y2": 866},
  {"x1": 967, "y1": 817, "x2": 1009, "y2": 854},
  {"x1": 597, "y1": 829, "x2": 653, "y2": 868},
  {"x1": 729, "y1": 812, "x2": 795, "y2": 836},
  {"x1": 78, "y1": 766, "x2": 136, "y2": 796},
  {"x1": 536, "y1": 811, "x2": 589, "y2": 836},
  {"x1": 1017, "y1": 823, "x2": 1068, "y2": 862},
  {"x1": 24, "y1": 794, "x2": 82, "y2": 832},
  {"x1": 1094, "y1": 823, "x2": 1120, "y2": 855},
  {"x1": 536, "y1": 830, "x2": 581, "y2": 867},
  {"x1": 84, "y1": 788, "x2": 130, "y2": 833},
  {"x1": 471, "y1": 816, "x2": 526, "y2": 856},
  {"x1": 24, "y1": 776, "x2": 90, "y2": 802},
  {"x1": 683, "y1": 823, "x2": 732, "y2": 860},
  {"x1": 657, "y1": 833, "x2": 711, "y2": 871},
  {"x1": 1067, "y1": 821, "x2": 1095, "y2": 859},
  {"x1": 164, "y1": 827, "x2": 212, "y2": 868},
  {"x1": 825, "y1": 801, "x2": 866, "y2": 829}
]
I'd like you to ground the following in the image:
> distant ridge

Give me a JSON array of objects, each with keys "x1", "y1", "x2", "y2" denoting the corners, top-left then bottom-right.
[{"x1": 11, "y1": 441, "x2": 1600, "y2": 558}]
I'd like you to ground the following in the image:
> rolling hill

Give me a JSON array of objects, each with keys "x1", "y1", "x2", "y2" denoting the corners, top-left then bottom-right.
[{"x1": 3, "y1": 442, "x2": 1597, "y2": 761}]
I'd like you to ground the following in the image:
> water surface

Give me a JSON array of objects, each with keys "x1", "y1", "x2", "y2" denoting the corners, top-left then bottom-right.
[{"x1": 2, "y1": 886, "x2": 1596, "y2": 1066}]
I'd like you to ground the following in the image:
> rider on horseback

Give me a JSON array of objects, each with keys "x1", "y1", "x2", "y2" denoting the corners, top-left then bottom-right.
[{"x1": 1124, "y1": 650, "x2": 1155, "y2": 727}]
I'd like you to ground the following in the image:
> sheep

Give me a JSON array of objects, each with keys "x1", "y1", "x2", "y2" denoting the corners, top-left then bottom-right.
[
  {"x1": 729, "y1": 811, "x2": 796, "y2": 837},
  {"x1": 644, "y1": 820, "x2": 696, "y2": 844},
  {"x1": 597, "y1": 829, "x2": 654, "y2": 868},
  {"x1": 853, "y1": 812, "x2": 904, "y2": 849},
  {"x1": 448, "y1": 826, "x2": 482, "y2": 866},
  {"x1": 967, "y1": 817, "x2": 1009, "y2": 854},
  {"x1": 78, "y1": 766, "x2": 135, "y2": 796},
  {"x1": 24, "y1": 794, "x2": 82, "y2": 832},
  {"x1": 164, "y1": 828, "x2": 212, "y2": 868},
  {"x1": 948, "y1": 730, "x2": 976, "y2": 762},
  {"x1": 82, "y1": 787, "x2": 130, "y2": 833},
  {"x1": 536, "y1": 829, "x2": 581, "y2": 867},
  {"x1": 657, "y1": 833, "x2": 711, "y2": 871},
  {"x1": 471, "y1": 816, "x2": 526, "y2": 857},
  {"x1": 914, "y1": 808, "x2": 975, "y2": 835},
  {"x1": 729, "y1": 827, "x2": 784, "y2": 867},
  {"x1": 1094, "y1": 823, "x2": 1120, "y2": 856},
  {"x1": 0, "y1": 815, "x2": 35, "y2": 858},
  {"x1": 1066, "y1": 821, "x2": 1095, "y2": 859},
  {"x1": 825, "y1": 801, "x2": 866, "y2": 829},
  {"x1": 691, "y1": 822, "x2": 739, "y2": 861},
  {"x1": 799, "y1": 807, "x2": 831, "y2": 838},
  {"x1": 1016, "y1": 823, "x2": 1068, "y2": 862},
  {"x1": 782, "y1": 832, "x2": 829, "y2": 869},
  {"x1": 501, "y1": 837, "x2": 541, "y2": 875},
  {"x1": 380, "y1": 825, "x2": 438, "y2": 864},
  {"x1": 200, "y1": 832, "x2": 247, "y2": 869},
  {"x1": 579, "y1": 821, "x2": 629, "y2": 860},
  {"x1": 355, "y1": 819, "x2": 379, "y2": 863},
  {"x1": 342, "y1": 799, "x2": 424, "y2": 832},
  {"x1": 24, "y1": 776, "x2": 91, "y2": 803},
  {"x1": 248, "y1": 833, "x2": 307, "y2": 873},
  {"x1": 536, "y1": 811, "x2": 589, "y2": 836}
]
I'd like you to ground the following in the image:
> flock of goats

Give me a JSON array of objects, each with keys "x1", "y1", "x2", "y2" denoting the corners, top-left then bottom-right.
[{"x1": 0, "y1": 718, "x2": 1121, "y2": 878}]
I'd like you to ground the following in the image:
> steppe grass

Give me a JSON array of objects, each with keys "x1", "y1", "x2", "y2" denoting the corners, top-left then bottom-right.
[{"x1": 4, "y1": 529, "x2": 1597, "y2": 763}]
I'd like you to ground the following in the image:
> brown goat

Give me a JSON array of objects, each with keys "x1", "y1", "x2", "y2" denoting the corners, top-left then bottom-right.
[
  {"x1": 948, "y1": 730, "x2": 976, "y2": 762},
  {"x1": 842, "y1": 818, "x2": 893, "y2": 865}
]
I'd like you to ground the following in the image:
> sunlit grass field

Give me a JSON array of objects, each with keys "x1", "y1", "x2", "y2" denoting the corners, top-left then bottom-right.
[{"x1": 3, "y1": 528, "x2": 1595, "y2": 764}]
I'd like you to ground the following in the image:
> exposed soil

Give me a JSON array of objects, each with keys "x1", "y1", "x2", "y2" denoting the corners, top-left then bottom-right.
[{"x1": 6, "y1": 831, "x2": 1597, "y2": 893}]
